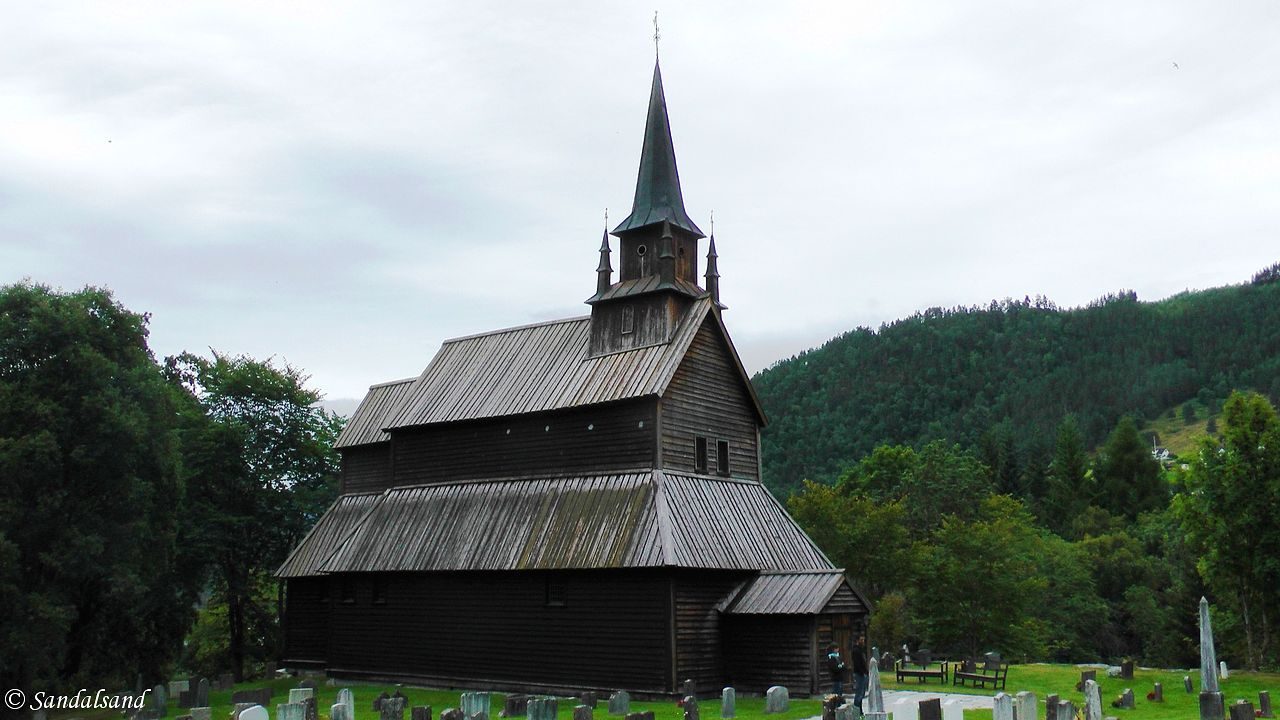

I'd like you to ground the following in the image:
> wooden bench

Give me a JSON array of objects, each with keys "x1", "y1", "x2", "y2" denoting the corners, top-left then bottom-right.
[
  {"x1": 952, "y1": 658, "x2": 1009, "y2": 690},
  {"x1": 895, "y1": 657, "x2": 949, "y2": 685}
]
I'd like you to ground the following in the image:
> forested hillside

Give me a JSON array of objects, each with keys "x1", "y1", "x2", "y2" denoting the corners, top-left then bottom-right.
[{"x1": 755, "y1": 264, "x2": 1280, "y2": 495}]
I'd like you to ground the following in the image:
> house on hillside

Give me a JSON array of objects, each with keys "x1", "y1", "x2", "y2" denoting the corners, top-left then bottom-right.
[{"x1": 276, "y1": 59, "x2": 870, "y2": 697}]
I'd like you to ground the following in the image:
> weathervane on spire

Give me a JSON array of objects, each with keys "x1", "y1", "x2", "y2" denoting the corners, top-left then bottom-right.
[
  {"x1": 604, "y1": 208, "x2": 609, "y2": 228},
  {"x1": 653, "y1": 11, "x2": 661, "y2": 58},
  {"x1": 709, "y1": 210, "x2": 714, "y2": 236}
]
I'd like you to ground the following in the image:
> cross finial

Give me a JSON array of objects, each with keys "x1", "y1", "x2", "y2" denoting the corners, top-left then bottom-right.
[
  {"x1": 653, "y1": 11, "x2": 661, "y2": 58},
  {"x1": 710, "y1": 210, "x2": 714, "y2": 236},
  {"x1": 604, "y1": 208, "x2": 609, "y2": 228}
]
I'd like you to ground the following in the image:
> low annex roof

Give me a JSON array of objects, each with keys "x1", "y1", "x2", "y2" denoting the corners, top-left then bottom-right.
[
  {"x1": 722, "y1": 569, "x2": 868, "y2": 615},
  {"x1": 275, "y1": 471, "x2": 832, "y2": 577},
  {"x1": 335, "y1": 299, "x2": 766, "y2": 442}
]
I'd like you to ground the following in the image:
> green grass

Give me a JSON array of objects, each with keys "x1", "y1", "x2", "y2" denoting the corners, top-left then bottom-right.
[
  {"x1": 883, "y1": 663, "x2": 1280, "y2": 719},
  {"x1": 47, "y1": 664, "x2": 1280, "y2": 720}
]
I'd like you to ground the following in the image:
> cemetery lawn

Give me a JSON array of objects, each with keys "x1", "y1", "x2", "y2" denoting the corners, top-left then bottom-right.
[
  {"x1": 44, "y1": 678, "x2": 824, "y2": 720},
  {"x1": 882, "y1": 663, "x2": 1280, "y2": 719}
]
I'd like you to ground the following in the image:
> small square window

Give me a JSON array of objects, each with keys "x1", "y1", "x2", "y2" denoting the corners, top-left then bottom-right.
[
  {"x1": 716, "y1": 440, "x2": 730, "y2": 476},
  {"x1": 340, "y1": 577, "x2": 356, "y2": 604},
  {"x1": 545, "y1": 578, "x2": 566, "y2": 607},
  {"x1": 695, "y1": 436, "x2": 708, "y2": 474},
  {"x1": 372, "y1": 576, "x2": 388, "y2": 605}
]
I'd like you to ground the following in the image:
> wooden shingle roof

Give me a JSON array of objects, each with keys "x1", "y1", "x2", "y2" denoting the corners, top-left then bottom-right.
[
  {"x1": 722, "y1": 570, "x2": 867, "y2": 615},
  {"x1": 333, "y1": 378, "x2": 415, "y2": 449},
  {"x1": 277, "y1": 471, "x2": 831, "y2": 577},
  {"x1": 275, "y1": 493, "x2": 381, "y2": 578}
]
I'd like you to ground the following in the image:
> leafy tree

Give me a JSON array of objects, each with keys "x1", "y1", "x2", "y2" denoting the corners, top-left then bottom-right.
[
  {"x1": 838, "y1": 441, "x2": 992, "y2": 538},
  {"x1": 1094, "y1": 416, "x2": 1167, "y2": 520},
  {"x1": 909, "y1": 496, "x2": 1048, "y2": 659},
  {"x1": 1176, "y1": 391, "x2": 1280, "y2": 669},
  {"x1": 787, "y1": 482, "x2": 910, "y2": 600},
  {"x1": 1182, "y1": 403, "x2": 1197, "y2": 425},
  {"x1": 166, "y1": 352, "x2": 342, "y2": 680},
  {"x1": 1041, "y1": 415, "x2": 1092, "y2": 536},
  {"x1": 0, "y1": 283, "x2": 199, "y2": 691}
]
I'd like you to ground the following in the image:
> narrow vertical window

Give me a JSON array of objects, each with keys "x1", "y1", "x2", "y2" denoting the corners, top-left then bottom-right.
[
  {"x1": 695, "y1": 436, "x2": 708, "y2": 473},
  {"x1": 340, "y1": 576, "x2": 356, "y2": 604},
  {"x1": 545, "y1": 578, "x2": 567, "y2": 607},
  {"x1": 716, "y1": 440, "x2": 730, "y2": 476},
  {"x1": 372, "y1": 576, "x2": 388, "y2": 605},
  {"x1": 621, "y1": 306, "x2": 634, "y2": 334}
]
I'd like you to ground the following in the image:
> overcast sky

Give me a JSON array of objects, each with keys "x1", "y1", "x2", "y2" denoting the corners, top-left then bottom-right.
[{"x1": 4, "y1": 2, "x2": 1279, "y2": 405}]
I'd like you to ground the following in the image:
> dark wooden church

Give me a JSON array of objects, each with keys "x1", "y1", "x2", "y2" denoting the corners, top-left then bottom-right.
[{"x1": 277, "y1": 60, "x2": 870, "y2": 697}]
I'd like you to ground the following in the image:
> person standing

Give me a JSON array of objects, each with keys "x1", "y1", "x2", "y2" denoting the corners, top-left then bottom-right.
[
  {"x1": 850, "y1": 636, "x2": 870, "y2": 711},
  {"x1": 826, "y1": 644, "x2": 846, "y2": 695}
]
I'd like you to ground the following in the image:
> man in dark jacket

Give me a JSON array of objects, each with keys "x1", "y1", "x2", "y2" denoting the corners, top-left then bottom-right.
[{"x1": 850, "y1": 636, "x2": 870, "y2": 711}]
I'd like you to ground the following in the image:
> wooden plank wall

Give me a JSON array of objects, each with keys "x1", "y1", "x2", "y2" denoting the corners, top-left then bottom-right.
[
  {"x1": 391, "y1": 401, "x2": 657, "y2": 486},
  {"x1": 660, "y1": 320, "x2": 760, "y2": 481},
  {"x1": 672, "y1": 571, "x2": 751, "y2": 694},
  {"x1": 722, "y1": 615, "x2": 816, "y2": 696},
  {"x1": 284, "y1": 577, "x2": 331, "y2": 663},
  {"x1": 323, "y1": 569, "x2": 670, "y2": 692},
  {"x1": 341, "y1": 445, "x2": 392, "y2": 494}
]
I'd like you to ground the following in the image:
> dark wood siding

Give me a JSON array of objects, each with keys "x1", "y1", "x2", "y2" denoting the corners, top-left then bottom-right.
[
  {"x1": 723, "y1": 615, "x2": 816, "y2": 696},
  {"x1": 391, "y1": 401, "x2": 656, "y2": 486},
  {"x1": 284, "y1": 577, "x2": 331, "y2": 663},
  {"x1": 660, "y1": 320, "x2": 759, "y2": 481},
  {"x1": 589, "y1": 294, "x2": 685, "y2": 356},
  {"x1": 341, "y1": 444, "x2": 392, "y2": 494},
  {"x1": 325, "y1": 569, "x2": 670, "y2": 692},
  {"x1": 672, "y1": 571, "x2": 750, "y2": 694}
]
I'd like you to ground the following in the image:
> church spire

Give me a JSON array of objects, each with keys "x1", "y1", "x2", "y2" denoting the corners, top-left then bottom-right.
[
  {"x1": 706, "y1": 232, "x2": 723, "y2": 308},
  {"x1": 612, "y1": 60, "x2": 705, "y2": 239},
  {"x1": 595, "y1": 228, "x2": 613, "y2": 296}
]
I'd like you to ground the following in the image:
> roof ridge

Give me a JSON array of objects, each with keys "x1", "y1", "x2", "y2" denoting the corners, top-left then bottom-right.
[
  {"x1": 442, "y1": 314, "x2": 591, "y2": 345},
  {"x1": 372, "y1": 469, "x2": 658, "y2": 492},
  {"x1": 367, "y1": 377, "x2": 418, "y2": 389}
]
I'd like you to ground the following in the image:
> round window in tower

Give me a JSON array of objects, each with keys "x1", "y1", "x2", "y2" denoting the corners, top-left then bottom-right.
[{"x1": 636, "y1": 244, "x2": 647, "y2": 256}]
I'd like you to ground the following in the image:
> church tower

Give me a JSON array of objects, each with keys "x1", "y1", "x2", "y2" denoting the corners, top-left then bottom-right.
[{"x1": 587, "y1": 60, "x2": 710, "y2": 357}]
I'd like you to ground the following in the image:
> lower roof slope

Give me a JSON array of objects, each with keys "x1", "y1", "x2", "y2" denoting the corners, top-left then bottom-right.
[{"x1": 276, "y1": 471, "x2": 832, "y2": 577}]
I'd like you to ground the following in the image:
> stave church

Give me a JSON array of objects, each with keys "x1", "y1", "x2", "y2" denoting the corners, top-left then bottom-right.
[{"x1": 276, "y1": 56, "x2": 870, "y2": 697}]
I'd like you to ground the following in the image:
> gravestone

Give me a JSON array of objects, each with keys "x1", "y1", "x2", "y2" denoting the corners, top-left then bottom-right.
[
  {"x1": 992, "y1": 693, "x2": 1012, "y2": 720},
  {"x1": 942, "y1": 698, "x2": 964, "y2": 720},
  {"x1": 1219, "y1": 661, "x2": 1229, "y2": 680},
  {"x1": 1015, "y1": 691, "x2": 1037, "y2": 720},
  {"x1": 1260, "y1": 691, "x2": 1273, "y2": 718},
  {"x1": 191, "y1": 708, "x2": 212, "y2": 720},
  {"x1": 1077, "y1": 670, "x2": 1097, "y2": 691},
  {"x1": 623, "y1": 713, "x2": 653, "y2": 720},
  {"x1": 529, "y1": 697, "x2": 558, "y2": 720},
  {"x1": 835, "y1": 702, "x2": 857, "y2": 720},
  {"x1": 233, "y1": 689, "x2": 273, "y2": 708},
  {"x1": 327, "y1": 679, "x2": 337, "y2": 688},
  {"x1": 289, "y1": 689, "x2": 314, "y2": 705},
  {"x1": 683, "y1": 679, "x2": 696, "y2": 699},
  {"x1": 574, "y1": 705, "x2": 593, "y2": 720},
  {"x1": 382, "y1": 697, "x2": 407, "y2": 720},
  {"x1": 374, "y1": 693, "x2": 392, "y2": 711},
  {"x1": 1045, "y1": 694, "x2": 1059, "y2": 719},
  {"x1": 888, "y1": 697, "x2": 917, "y2": 720},
  {"x1": 1054, "y1": 701, "x2": 1075, "y2": 720},
  {"x1": 332, "y1": 704, "x2": 352, "y2": 720},
  {"x1": 394, "y1": 691, "x2": 411, "y2": 708},
  {"x1": 721, "y1": 687, "x2": 735, "y2": 719},
  {"x1": 822, "y1": 694, "x2": 841, "y2": 720},
  {"x1": 504, "y1": 695, "x2": 530, "y2": 717},
  {"x1": 303, "y1": 697, "x2": 318, "y2": 720},
  {"x1": 412, "y1": 707, "x2": 433, "y2": 720},
  {"x1": 266, "y1": 663, "x2": 278, "y2": 680},
  {"x1": 1201, "y1": 597, "x2": 1221, "y2": 694},
  {"x1": 1153, "y1": 683, "x2": 1164, "y2": 702},
  {"x1": 866, "y1": 657, "x2": 884, "y2": 714},
  {"x1": 1185, "y1": 676, "x2": 1195, "y2": 694},
  {"x1": 170, "y1": 680, "x2": 190, "y2": 698},
  {"x1": 441, "y1": 709, "x2": 465, "y2": 720},
  {"x1": 581, "y1": 693, "x2": 598, "y2": 709},
  {"x1": 1118, "y1": 688, "x2": 1135, "y2": 709},
  {"x1": 683, "y1": 696, "x2": 699, "y2": 720},
  {"x1": 1119, "y1": 661, "x2": 1134, "y2": 680},
  {"x1": 152, "y1": 684, "x2": 169, "y2": 717},
  {"x1": 764, "y1": 686, "x2": 789, "y2": 714},
  {"x1": 864, "y1": 713, "x2": 887, "y2": 720},
  {"x1": 608, "y1": 692, "x2": 630, "y2": 716},
  {"x1": 234, "y1": 703, "x2": 258, "y2": 720},
  {"x1": 195, "y1": 679, "x2": 210, "y2": 709},
  {"x1": 1228, "y1": 702, "x2": 1255, "y2": 720},
  {"x1": 1200, "y1": 691, "x2": 1225, "y2": 720},
  {"x1": 337, "y1": 689, "x2": 355, "y2": 720},
  {"x1": 241, "y1": 707, "x2": 269, "y2": 720},
  {"x1": 461, "y1": 692, "x2": 490, "y2": 720},
  {"x1": 220, "y1": 674, "x2": 235, "y2": 691},
  {"x1": 276, "y1": 703, "x2": 305, "y2": 720},
  {"x1": 919, "y1": 697, "x2": 942, "y2": 720}
]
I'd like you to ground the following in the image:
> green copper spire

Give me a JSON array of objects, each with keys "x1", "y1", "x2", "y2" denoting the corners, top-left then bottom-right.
[{"x1": 613, "y1": 61, "x2": 705, "y2": 238}]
